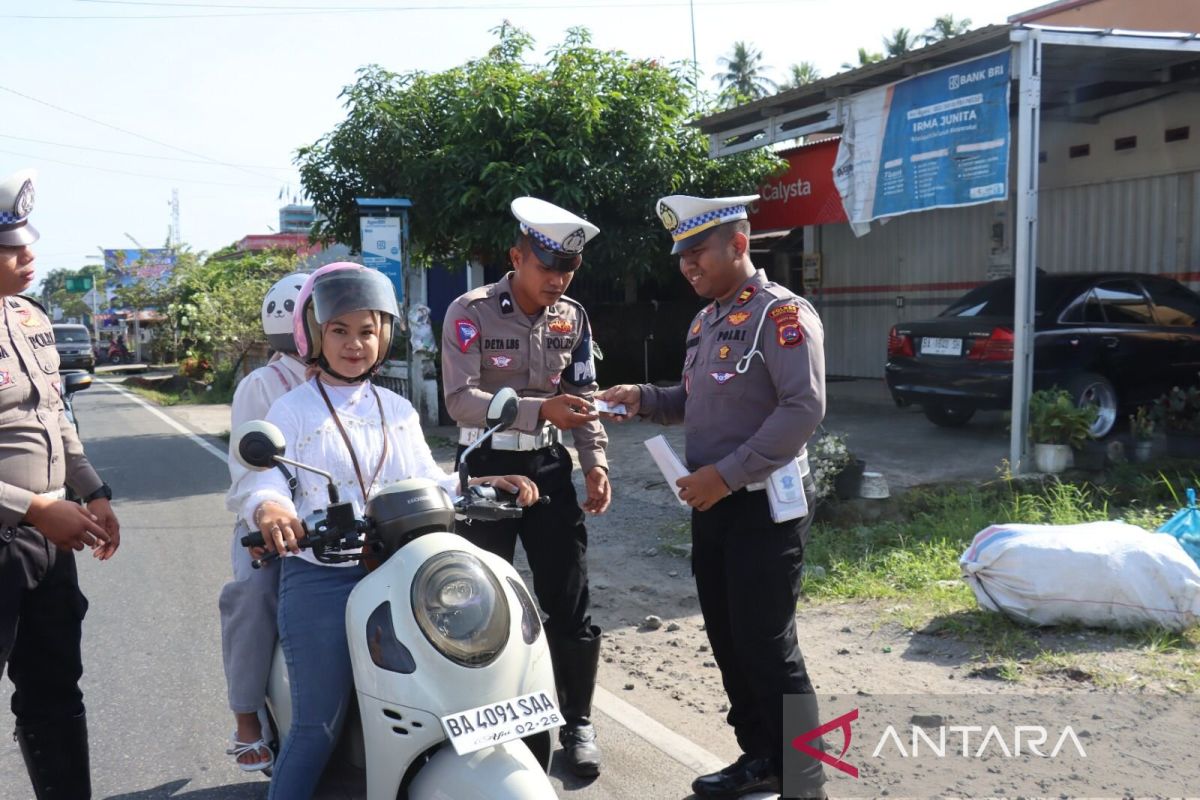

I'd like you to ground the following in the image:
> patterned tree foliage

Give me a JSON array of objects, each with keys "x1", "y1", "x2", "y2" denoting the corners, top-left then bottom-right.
[{"x1": 297, "y1": 24, "x2": 782, "y2": 281}]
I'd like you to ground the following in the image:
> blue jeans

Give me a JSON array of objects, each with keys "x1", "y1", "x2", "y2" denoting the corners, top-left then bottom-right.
[{"x1": 269, "y1": 557, "x2": 366, "y2": 800}]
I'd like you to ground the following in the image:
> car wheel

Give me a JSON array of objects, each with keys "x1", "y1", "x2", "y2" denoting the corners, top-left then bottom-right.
[
  {"x1": 922, "y1": 401, "x2": 976, "y2": 427},
  {"x1": 1068, "y1": 372, "x2": 1118, "y2": 438}
]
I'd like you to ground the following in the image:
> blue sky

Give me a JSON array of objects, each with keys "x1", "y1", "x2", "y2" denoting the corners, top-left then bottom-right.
[{"x1": 1, "y1": 0, "x2": 1013, "y2": 285}]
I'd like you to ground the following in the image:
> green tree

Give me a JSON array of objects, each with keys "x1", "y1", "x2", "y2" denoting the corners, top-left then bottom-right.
[
  {"x1": 923, "y1": 13, "x2": 973, "y2": 44},
  {"x1": 167, "y1": 249, "x2": 300, "y2": 384},
  {"x1": 297, "y1": 25, "x2": 782, "y2": 289},
  {"x1": 716, "y1": 41, "x2": 777, "y2": 106},
  {"x1": 781, "y1": 61, "x2": 821, "y2": 90},
  {"x1": 841, "y1": 47, "x2": 884, "y2": 71},
  {"x1": 41, "y1": 265, "x2": 106, "y2": 323},
  {"x1": 883, "y1": 27, "x2": 918, "y2": 58}
]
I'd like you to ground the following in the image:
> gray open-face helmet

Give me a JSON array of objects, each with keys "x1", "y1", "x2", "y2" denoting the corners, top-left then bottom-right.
[{"x1": 295, "y1": 263, "x2": 399, "y2": 377}]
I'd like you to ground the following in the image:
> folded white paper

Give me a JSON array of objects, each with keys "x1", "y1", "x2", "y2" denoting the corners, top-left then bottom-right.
[{"x1": 644, "y1": 435, "x2": 689, "y2": 507}]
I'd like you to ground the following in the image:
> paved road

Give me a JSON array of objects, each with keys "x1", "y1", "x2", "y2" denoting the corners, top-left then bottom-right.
[{"x1": 0, "y1": 381, "x2": 737, "y2": 800}]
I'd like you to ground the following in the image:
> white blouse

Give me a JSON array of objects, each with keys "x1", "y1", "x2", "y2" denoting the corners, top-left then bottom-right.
[{"x1": 236, "y1": 378, "x2": 459, "y2": 567}]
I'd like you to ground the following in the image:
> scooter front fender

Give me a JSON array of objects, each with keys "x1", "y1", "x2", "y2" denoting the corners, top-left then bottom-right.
[{"x1": 407, "y1": 740, "x2": 557, "y2": 800}]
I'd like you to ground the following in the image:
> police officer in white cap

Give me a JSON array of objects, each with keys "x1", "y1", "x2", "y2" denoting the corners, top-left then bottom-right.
[
  {"x1": 0, "y1": 169, "x2": 121, "y2": 799},
  {"x1": 441, "y1": 197, "x2": 609, "y2": 777},
  {"x1": 600, "y1": 194, "x2": 828, "y2": 799}
]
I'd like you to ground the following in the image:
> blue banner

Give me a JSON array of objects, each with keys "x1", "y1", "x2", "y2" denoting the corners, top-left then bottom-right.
[
  {"x1": 834, "y1": 50, "x2": 1011, "y2": 231},
  {"x1": 358, "y1": 216, "x2": 405, "y2": 304}
]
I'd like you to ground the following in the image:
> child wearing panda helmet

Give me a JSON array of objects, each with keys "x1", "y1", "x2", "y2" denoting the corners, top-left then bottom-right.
[{"x1": 218, "y1": 271, "x2": 308, "y2": 772}]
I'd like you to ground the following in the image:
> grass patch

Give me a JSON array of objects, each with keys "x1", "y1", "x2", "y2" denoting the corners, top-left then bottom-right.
[
  {"x1": 800, "y1": 470, "x2": 1200, "y2": 683},
  {"x1": 127, "y1": 382, "x2": 232, "y2": 406}
]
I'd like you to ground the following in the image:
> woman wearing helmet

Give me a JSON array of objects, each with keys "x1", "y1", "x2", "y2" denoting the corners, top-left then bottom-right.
[
  {"x1": 233, "y1": 264, "x2": 537, "y2": 799},
  {"x1": 219, "y1": 271, "x2": 307, "y2": 772}
]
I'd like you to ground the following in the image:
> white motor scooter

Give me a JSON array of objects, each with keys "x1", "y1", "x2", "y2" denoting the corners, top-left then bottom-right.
[{"x1": 232, "y1": 388, "x2": 561, "y2": 799}]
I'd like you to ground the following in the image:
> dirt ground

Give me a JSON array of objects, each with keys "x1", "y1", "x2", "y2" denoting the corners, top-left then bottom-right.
[{"x1": 424, "y1": 415, "x2": 1199, "y2": 775}]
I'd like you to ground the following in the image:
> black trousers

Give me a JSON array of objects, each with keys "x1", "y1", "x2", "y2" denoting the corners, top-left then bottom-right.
[
  {"x1": 0, "y1": 525, "x2": 89, "y2": 725},
  {"x1": 691, "y1": 478, "x2": 818, "y2": 772},
  {"x1": 455, "y1": 443, "x2": 593, "y2": 640}
]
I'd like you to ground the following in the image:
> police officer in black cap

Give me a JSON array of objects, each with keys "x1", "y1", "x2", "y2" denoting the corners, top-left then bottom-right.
[{"x1": 0, "y1": 169, "x2": 121, "y2": 799}]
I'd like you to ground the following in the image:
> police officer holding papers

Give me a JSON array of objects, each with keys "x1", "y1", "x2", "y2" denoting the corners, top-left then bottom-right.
[
  {"x1": 600, "y1": 194, "x2": 828, "y2": 799},
  {"x1": 441, "y1": 197, "x2": 610, "y2": 777},
  {"x1": 0, "y1": 169, "x2": 121, "y2": 799}
]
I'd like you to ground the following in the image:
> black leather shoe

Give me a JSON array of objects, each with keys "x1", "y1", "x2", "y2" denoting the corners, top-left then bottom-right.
[
  {"x1": 560, "y1": 723, "x2": 601, "y2": 777},
  {"x1": 691, "y1": 754, "x2": 780, "y2": 799}
]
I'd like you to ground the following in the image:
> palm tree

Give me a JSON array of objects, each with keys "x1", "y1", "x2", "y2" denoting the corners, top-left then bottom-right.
[
  {"x1": 782, "y1": 61, "x2": 821, "y2": 90},
  {"x1": 716, "y1": 41, "x2": 777, "y2": 105},
  {"x1": 883, "y1": 27, "x2": 917, "y2": 58},
  {"x1": 923, "y1": 13, "x2": 973, "y2": 44},
  {"x1": 841, "y1": 47, "x2": 884, "y2": 71}
]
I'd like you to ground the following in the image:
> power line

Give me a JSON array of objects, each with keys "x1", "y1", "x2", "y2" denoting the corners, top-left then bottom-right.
[
  {"x1": 0, "y1": 84, "x2": 285, "y2": 183},
  {"x1": 0, "y1": 147, "x2": 278, "y2": 189},
  {"x1": 1, "y1": 0, "x2": 800, "y2": 18},
  {"x1": 79, "y1": 0, "x2": 789, "y2": 8},
  {"x1": 0, "y1": 134, "x2": 295, "y2": 171}
]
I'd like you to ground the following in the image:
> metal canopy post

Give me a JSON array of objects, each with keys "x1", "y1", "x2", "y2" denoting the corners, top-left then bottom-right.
[{"x1": 1010, "y1": 28, "x2": 1042, "y2": 474}]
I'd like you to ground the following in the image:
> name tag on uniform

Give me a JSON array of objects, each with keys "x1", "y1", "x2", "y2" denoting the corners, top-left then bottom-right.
[{"x1": 766, "y1": 458, "x2": 808, "y2": 522}]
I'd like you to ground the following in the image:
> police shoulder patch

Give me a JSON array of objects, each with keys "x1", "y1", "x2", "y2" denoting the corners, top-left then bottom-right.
[
  {"x1": 454, "y1": 318, "x2": 480, "y2": 353},
  {"x1": 768, "y1": 303, "x2": 804, "y2": 348}
]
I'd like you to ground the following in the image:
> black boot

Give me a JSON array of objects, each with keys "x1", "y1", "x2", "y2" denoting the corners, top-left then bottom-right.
[
  {"x1": 15, "y1": 712, "x2": 92, "y2": 799},
  {"x1": 548, "y1": 627, "x2": 602, "y2": 778}
]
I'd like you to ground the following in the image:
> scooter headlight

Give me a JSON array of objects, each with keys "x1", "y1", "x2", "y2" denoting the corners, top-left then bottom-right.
[{"x1": 411, "y1": 551, "x2": 510, "y2": 667}]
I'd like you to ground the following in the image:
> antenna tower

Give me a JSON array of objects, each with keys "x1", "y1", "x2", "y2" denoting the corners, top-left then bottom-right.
[{"x1": 169, "y1": 189, "x2": 181, "y2": 248}]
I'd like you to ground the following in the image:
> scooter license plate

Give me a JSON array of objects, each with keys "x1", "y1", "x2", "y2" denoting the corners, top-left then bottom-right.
[{"x1": 440, "y1": 691, "x2": 563, "y2": 755}]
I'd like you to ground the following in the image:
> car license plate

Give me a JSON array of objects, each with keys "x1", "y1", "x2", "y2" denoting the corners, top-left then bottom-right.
[
  {"x1": 921, "y1": 337, "x2": 962, "y2": 356},
  {"x1": 440, "y1": 691, "x2": 563, "y2": 755}
]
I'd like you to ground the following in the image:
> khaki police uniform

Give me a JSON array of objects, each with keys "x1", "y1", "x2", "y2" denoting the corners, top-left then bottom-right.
[
  {"x1": 0, "y1": 295, "x2": 104, "y2": 754},
  {"x1": 442, "y1": 271, "x2": 606, "y2": 632},
  {"x1": 441, "y1": 197, "x2": 609, "y2": 777},
  {"x1": 638, "y1": 268, "x2": 827, "y2": 784}
]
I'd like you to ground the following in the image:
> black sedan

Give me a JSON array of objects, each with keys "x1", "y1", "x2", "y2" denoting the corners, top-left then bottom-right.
[{"x1": 885, "y1": 272, "x2": 1200, "y2": 436}]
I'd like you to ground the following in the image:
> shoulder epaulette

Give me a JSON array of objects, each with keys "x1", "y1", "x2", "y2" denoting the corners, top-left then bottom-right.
[
  {"x1": 458, "y1": 284, "x2": 494, "y2": 307},
  {"x1": 16, "y1": 294, "x2": 47, "y2": 313}
]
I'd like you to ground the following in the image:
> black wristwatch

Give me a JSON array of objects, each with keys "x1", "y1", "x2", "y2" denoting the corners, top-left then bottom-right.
[{"x1": 83, "y1": 483, "x2": 112, "y2": 503}]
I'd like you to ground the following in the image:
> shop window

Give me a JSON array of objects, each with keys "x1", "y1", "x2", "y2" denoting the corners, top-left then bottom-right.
[
  {"x1": 1069, "y1": 144, "x2": 1090, "y2": 159},
  {"x1": 1114, "y1": 136, "x2": 1137, "y2": 151},
  {"x1": 1165, "y1": 126, "x2": 1190, "y2": 143}
]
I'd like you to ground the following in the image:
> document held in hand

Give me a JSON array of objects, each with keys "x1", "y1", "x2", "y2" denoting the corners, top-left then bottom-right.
[
  {"x1": 765, "y1": 458, "x2": 809, "y2": 523},
  {"x1": 644, "y1": 435, "x2": 689, "y2": 507}
]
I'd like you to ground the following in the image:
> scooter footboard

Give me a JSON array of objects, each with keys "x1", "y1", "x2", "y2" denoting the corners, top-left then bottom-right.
[{"x1": 408, "y1": 740, "x2": 557, "y2": 800}]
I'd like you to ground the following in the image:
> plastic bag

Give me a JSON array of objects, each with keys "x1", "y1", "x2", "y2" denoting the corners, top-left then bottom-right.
[
  {"x1": 960, "y1": 521, "x2": 1200, "y2": 630},
  {"x1": 1157, "y1": 487, "x2": 1200, "y2": 568}
]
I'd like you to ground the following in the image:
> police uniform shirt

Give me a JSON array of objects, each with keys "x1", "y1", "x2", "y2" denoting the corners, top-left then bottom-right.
[
  {"x1": 441, "y1": 272, "x2": 609, "y2": 474},
  {"x1": 0, "y1": 296, "x2": 102, "y2": 527},
  {"x1": 638, "y1": 270, "x2": 825, "y2": 490}
]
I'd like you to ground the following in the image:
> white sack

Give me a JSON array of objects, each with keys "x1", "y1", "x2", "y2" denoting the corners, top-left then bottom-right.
[{"x1": 959, "y1": 521, "x2": 1200, "y2": 630}]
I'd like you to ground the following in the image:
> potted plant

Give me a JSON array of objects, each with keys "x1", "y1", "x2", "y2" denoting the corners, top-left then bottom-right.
[
  {"x1": 1028, "y1": 388, "x2": 1098, "y2": 474},
  {"x1": 810, "y1": 431, "x2": 859, "y2": 500},
  {"x1": 1153, "y1": 382, "x2": 1200, "y2": 459},
  {"x1": 1129, "y1": 405, "x2": 1156, "y2": 463}
]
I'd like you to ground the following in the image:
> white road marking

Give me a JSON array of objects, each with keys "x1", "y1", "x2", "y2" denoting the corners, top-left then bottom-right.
[
  {"x1": 593, "y1": 685, "x2": 726, "y2": 774},
  {"x1": 96, "y1": 376, "x2": 740, "y2": 779},
  {"x1": 95, "y1": 379, "x2": 228, "y2": 462}
]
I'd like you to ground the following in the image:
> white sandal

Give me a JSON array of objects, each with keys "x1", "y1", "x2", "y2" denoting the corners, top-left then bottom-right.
[{"x1": 226, "y1": 734, "x2": 275, "y2": 773}]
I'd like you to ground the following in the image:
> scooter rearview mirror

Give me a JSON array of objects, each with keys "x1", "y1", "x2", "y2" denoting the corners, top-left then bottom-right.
[
  {"x1": 232, "y1": 420, "x2": 286, "y2": 471},
  {"x1": 63, "y1": 371, "x2": 93, "y2": 395},
  {"x1": 486, "y1": 387, "x2": 519, "y2": 431}
]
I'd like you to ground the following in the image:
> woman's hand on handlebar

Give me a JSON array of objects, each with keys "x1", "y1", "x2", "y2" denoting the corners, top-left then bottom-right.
[
  {"x1": 472, "y1": 475, "x2": 540, "y2": 507},
  {"x1": 253, "y1": 500, "x2": 305, "y2": 555}
]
